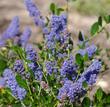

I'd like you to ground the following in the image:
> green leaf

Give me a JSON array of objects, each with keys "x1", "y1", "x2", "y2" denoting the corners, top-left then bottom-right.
[
  {"x1": 98, "y1": 16, "x2": 102, "y2": 26},
  {"x1": 83, "y1": 81, "x2": 88, "y2": 89},
  {"x1": 82, "y1": 97, "x2": 91, "y2": 107},
  {"x1": 36, "y1": 43, "x2": 43, "y2": 50},
  {"x1": 95, "y1": 103, "x2": 103, "y2": 107},
  {"x1": 104, "y1": 15, "x2": 110, "y2": 24},
  {"x1": 0, "y1": 56, "x2": 7, "y2": 75},
  {"x1": 50, "y1": 3, "x2": 56, "y2": 14},
  {"x1": 91, "y1": 22, "x2": 99, "y2": 36},
  {"x1": 83, "y1": 53, "x2": 89, "y2": 61},
  {"x1": 16, "y1": 75, "x2": 28, "y2": 89},
  {"x1": 78, "y1": 31, "x2": 84, "y2": 41},
  {"x1": 11, "y1": 45, "x2": 25, "y2": 59},
  {"x1": 57, "y1": 8, "x2": 64, "y2": 15},
  {"x1": 106, "y1": 95, "x2": 110, "y2": 103},
  {"x1": 95, "y1": 88, "x2": 103, "y2": 102},
  {"x1": 103, "y1": 94, "x2": 110, "y2": 104},
  {"x1": 75, "y1": 53, "x2": 83, "y2": 65},
  {"x1": 12, "y1": 103, "x2": 22, "y2": 107},
  {"x1": 50, "y1": 3, "x2": 64, "y2": 15}
]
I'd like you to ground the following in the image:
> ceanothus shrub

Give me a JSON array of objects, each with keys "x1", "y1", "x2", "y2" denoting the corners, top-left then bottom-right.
[{"x1": 0, "y1": 0, "x2": 110, "y2": 107}]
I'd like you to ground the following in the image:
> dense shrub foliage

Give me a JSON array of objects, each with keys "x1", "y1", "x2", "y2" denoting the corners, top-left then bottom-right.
[{"x1": 0, "y1": 0, "x2": 110, "y2": 107}]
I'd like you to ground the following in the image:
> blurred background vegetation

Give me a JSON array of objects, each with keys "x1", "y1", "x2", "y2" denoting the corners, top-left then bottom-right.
[{"x1": 72, "y1": 0, "x2": 110, "y2": 16}]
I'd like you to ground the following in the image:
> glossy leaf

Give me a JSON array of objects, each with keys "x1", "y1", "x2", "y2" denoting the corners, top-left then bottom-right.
[
  {"x1": 104, "y1": 15, "x2": 110, "y2": 24},
  {"x1": 75, "y1": 53, "x2": 83, "y2": 65},
  {"x1": 16, "y1": 75, "x2": 28, "y2": 90},
  {"x1": 78, "y1": 31, "x2": 84, "y2": 41},
  {"x1": 91, "y1": 22, "x2": 99, "y2": 36},
  {"x1": 82, "y1": 97, "x2": 91, "y2": 107},
  {"x1": 98, "y1": 16, "x2": 102, "y2": 26},
  {"x1": 57, "y1": 8, "x2": 64, "y2": 15},
  {"x1": 95, "y1": 88, "x2": 103, "y2": 102},
  {"x1": 50, "y1": 3, "x2": 56, "y2": 14}
]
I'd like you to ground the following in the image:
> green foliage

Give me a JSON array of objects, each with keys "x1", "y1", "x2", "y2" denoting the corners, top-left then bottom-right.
[
  {"x1": 91, "y1": 22, "x2": 99, "y2": 36},
  {"x1": 82, "y1": 97, "x2": 91, "y2": 107},
  {"x1": 93, "y1": 88, "x2": 110, "y2": 107},
  {"x1": 82, "y1": 81, "x2": 88, "y2": 89},
  {"x1": 0, "y1": 57, "x2": 7, "y2": 75},
  {"x1": 104, "y1": 15, "x2": 110, "y2": 24},
  {"x1": 95, "y1": 88, "x2": 103, "y2": 102},
  {"x1": 50, "y1": 3, "x2": 64, "y2": 15},
  {"x1": 16, "y1": 74, "x2": 28, "y2": 89},
  {"x1": 80, "y1": 88, "x2": 110, "y2": 107},
  {"x1": 50, "y1": 3, "x2": 56, "y2": 14},
  {"x1": 11, "y1": 45, "x2": 25, "y2": 60},
  {"x1": 98, "y1": 16, "x2": 102, "y2": 26},
  {"x1": 78, "y1": 31, "x2": 84, "y2": 41},
  {"x1": 90, "y1": 15, "x2": 110, "y2": 36},
  {"x1": 75, "y1": 53, "x2": 84, "y2": 66}
]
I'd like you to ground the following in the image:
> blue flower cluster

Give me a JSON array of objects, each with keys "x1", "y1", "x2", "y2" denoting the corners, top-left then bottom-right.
[
  {"x1": 24, "y1": 0, "x2": 45, "y2": 29},
  {"x1": 45, "y1": 14, "x2": 68, "y2": 49},
  {"x1": 23, "y1": 42, "x2": 43, "y2": 81},
  {"x1": 13, "y1": 60, "x2": 30, "y2": 79},
  {"x1": 56, "y1": 52, "x2": 67, "y2": 59},
  {"x1": 28, "y1": 62, "x2": 43, "y2": 81},
  {"x1": 0, "y1": 16, "x2": 20, "y2": 46},
  {"x1": 2, "y1": 16, "x2": 20, "y2": 40},
  {"x1": 25, "y1": 45, "x2": 38, "y2": 61},
  {"x1": 3, "y1": 69, "x2": 26, "y2": 100},
  {"x1": 50, "y1": 14, "x2": 67, "y2": 33},
  {"x1": 58, "y1": 80, "x2": 86, "y2": 102},
  {"x1": 60, "y1": 56, "x2": 77, "y2": 81},
  {"x1": 0, "y1": 40, "x2": 5, "y2": 47},
  {"x1": 0, "y1": 77, "x2": 5, "y2": 88},
  {"x1": 25, "y1": 44, "x2": 43, "y2": 81},
  {"x1": 45, "y1": 61, "x2": 58, "y2": 75},
  {"x1": 81, "y1": 59, "x2": 102, "y2": 86},
  {"x1": 58, "y1": 60, "x2": 101, "y2": 102},
  {"x1": 0, "y1": 17, "x2": 32, "y2": 47},
  {"x1": 19, "y1": 27, "x2": 31, "y2": 47},
  {"x1": 78, "y1": 44, "x2": 97, "y2": 58}
]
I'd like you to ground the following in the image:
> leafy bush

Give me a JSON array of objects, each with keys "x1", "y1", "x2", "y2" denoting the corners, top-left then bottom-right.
[{"x1": 0, "y1": 0, "x2": 110, "y2": 107}]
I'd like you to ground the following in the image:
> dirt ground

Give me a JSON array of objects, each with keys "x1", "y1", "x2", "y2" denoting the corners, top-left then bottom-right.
[{"x1": 0, "y1": 0, "x2": 110, "y2": 94}]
